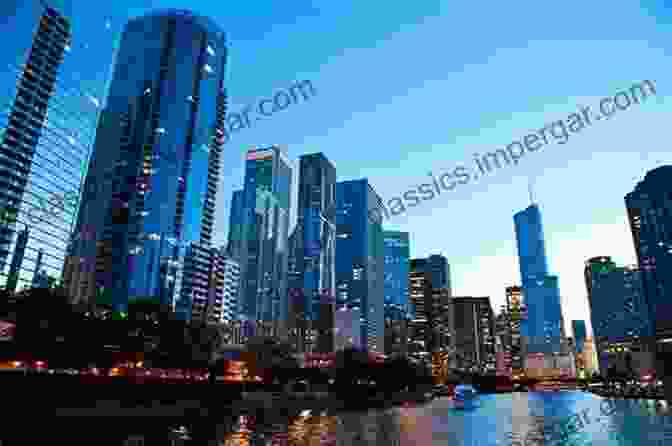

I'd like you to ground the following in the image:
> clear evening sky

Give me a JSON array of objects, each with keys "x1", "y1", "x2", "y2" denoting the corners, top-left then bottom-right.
[{"x1": 65, "y1": 0, "x2": 672, "y2": 338}]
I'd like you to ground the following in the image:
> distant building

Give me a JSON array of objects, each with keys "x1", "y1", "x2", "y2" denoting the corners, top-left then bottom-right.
[
  {"x1": 205, "y1": 248, "x2": 240, "y2": 324},
  {"x1": 572, "y1": 320, "x2": 587, "y2": 354},
  {"x1": 238, "y1": 146, "x2": 292, "y2": 336},
  {"x1": 451, "y1": 296, "x2": 495, "y2": 372},
  {"x1": 625, "y1": 165, "x2": 672, "y2": 393},
  {"x1": 584, "y1": 256, "x2": 654, "y2": 377},
  {"x1": 514, "y1": 204, "x2": 564, "y2": 354},
  {"x1": 506, "y1": 285, "x2": 525, "y2": 374},
  {"x1": 225, "y1": 190, "x2": 244, "y2": 259},
  {"x1": 383, "y1": 231, "x2": 410, "y2": 356},
  {"x1": 290, "y1": 152, "x2": 336, "y2": 353},
  {"x1": 335, "y1": 179, "x2": 384, "y2": 353}
]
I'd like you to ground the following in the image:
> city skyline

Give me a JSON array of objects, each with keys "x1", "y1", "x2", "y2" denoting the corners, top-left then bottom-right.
[{"x1": 4, "y1": 0, "x2": 672, "y2": 340}]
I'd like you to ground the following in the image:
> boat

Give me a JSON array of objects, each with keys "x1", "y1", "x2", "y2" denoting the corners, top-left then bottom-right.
[{"x1": 453, "y1": 384, "x2": 479, "y2": 409}]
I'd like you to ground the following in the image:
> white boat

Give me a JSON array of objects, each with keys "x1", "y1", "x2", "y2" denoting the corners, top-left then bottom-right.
[{"x1": 454, "y1": 384, "x2": 479, "y2": 409}]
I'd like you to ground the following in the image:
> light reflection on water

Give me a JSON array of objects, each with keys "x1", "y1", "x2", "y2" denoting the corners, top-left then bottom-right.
[{"x1": 127, "y1": 392, "x2": 672, "y2": 445}]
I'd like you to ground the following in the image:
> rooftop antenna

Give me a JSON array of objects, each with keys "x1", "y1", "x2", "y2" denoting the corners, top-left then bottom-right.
[{"x1": 528, "y1": 178, "x2": 535, "y2": 206}]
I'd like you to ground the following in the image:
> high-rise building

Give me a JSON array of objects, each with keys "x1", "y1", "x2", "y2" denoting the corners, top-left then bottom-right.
[
  {"x1": 572, "y1": 320, "x2": 587, "y2": 354},
  {"x1": 287, "y1": 152, "x2": 336, "y2": 353},
  {"x1": 335, "y1": 179, "x2": 384, "y2": 353},
  {"x1": 225, "y1": 189, "x2": 244, "y2": 259},
  {"x1": 584, "y1": 256, "x2": 654, "y2": 376},
  {"x1": 237, "y1": 146, "x2": 292, "y2": 335},
  {"x1": 204, "y1": 247, "x2": 239, "y2": 324},
  {"x1": 452, "y1": 296, "x2": 495, "y2": 372},
  {"x1": 514, "y1": 203, "x2": 564, "y2": 354},
  {"x1": 408, "y1": 255, "x2": 454, "y2": 358},
  {"x1": 0, "y1": 1, "x2": 113, "y2": 293},
  {"x1": 625, "y1": 165, "x2": 672, "y2": 393},
  {"x1": 505, "y1": 285, "x2": 525, "y2": 375},
  {"x1": 383, "y1": 231, "x2": 410, "y2": 320},
  {"x1": 63, "y1": 10, "x2": 228, "y2": 317}
]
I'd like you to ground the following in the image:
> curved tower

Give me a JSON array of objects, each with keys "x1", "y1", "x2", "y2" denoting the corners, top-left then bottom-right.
[{"x1": 63, "y1": 10, "x2": 228, "y2": 316}]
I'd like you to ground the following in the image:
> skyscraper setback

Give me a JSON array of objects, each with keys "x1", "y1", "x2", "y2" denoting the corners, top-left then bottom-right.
[
  {"x1": 513, "y1": 203, "x2": 564, "y2": 354},
  {"x1": 63, "y1": 9, "x2": 228, "y2": 317}
]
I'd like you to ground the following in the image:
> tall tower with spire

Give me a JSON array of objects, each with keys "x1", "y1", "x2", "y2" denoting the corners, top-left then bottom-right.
[{"x1": 514, "y1": 186, "x2": 565, "y2": 357}]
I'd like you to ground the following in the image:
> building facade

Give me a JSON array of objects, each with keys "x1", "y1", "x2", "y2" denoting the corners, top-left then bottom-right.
[
  {"x1": 289, "y1": 152, "x2": 336, "y2": 353},
  {"x1": 0, "y1": 0, "x2": 114, "y2": 294},
  {"x1": 383, "y1": 231, "x2": 410, "y2": 320},
  {"x1": 237, "y1": 146, "x2": 291, "y2": 334},
  {"x1": 204, "y1": 247, "x2": 239, "y2": 324},
  {"x1": 505, "y1": 285, "x2": 526, "y2": 375},
  {"x1": 584, "y1": 256, "x2": 654, "y2": 378},
  {"x1": 625, "y1": 166, "x2": 672, "y2": 393},
  {"x1": 451, "y1": 296, "x2": 495, "y2": 373},
  {"x1": 335, "y1": 179, "x2": 384, "y2": 353},
  {"x1": 514, "y1": 204, "x2": 564, "y2": 354},
  {"x1": 63, "y1": 10, "x2": 228, "y2": 318}
]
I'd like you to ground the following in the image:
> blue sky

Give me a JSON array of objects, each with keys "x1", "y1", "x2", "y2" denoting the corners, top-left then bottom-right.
[{"x1": 66, "y1": 0, "x2": 672, "y2": 338}]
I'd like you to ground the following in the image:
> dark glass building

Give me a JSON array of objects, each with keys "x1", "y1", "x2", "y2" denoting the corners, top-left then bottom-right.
[
  {"x1": 572, "y1": 320, "x2": 587, "y2": 354},
  {"x1": 63, "y1": 10, "x2": 228, "y2": 317},
  {"x1": 237, "y1": 146, "x2": 292, "y2": 334},
  {"x1": 225, "y1": 189, "x2": 244, "y2": 260},
  {"x1": 290, "y1": 152, "x2": 336, "y2": 353},
  {"x1": 383, "y1": 231, "x2": 410, "y2": 321},
  {"x1": 0, "y1": 1, "x2": 112, "y2": 293},
  {"x1": 335, "y1": 179, "x2": 384, "y2": 353}
]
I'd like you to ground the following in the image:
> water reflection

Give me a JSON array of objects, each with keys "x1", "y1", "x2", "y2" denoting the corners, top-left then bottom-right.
[{"x1": 116, "y1": 393, "x2": 672, "y2": 446}]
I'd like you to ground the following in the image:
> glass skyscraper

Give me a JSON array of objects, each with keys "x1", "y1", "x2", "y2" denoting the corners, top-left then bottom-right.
[
  {"x1": 238, "y1": 146, "x2": 291, "y2": 334},
  {"x1": 572, "y1": 320, "x2": 587, "y2": 354},
  {"x1": 290, "y1": 152, "x2": 336, "y2": 352},
  {"x1": 63, "y1": 10, "x2": 228, "y2": 317},
  {"x1": 335, "y1": 179, "x2": 384, "y2": 353},
  {"x1": 383, "y1": 231, "x2": 410, "y2": 320},
  {"x1": 513, "y1": 203, "x2": 564, "y2": 354},
  {"x1": 225, "y1": 189, "x2": 244, "y2": 260},
  {"x1": 0, "y1": 1, "x2": 114, "y2": 294}
]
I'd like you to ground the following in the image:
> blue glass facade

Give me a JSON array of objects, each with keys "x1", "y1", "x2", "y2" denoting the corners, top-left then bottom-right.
[
  {"x1": 226, "y1": 189, "x2": 244, "y2": 260},
  {"x1": 0, "y1": 1, "x2": 113, "y2": 294},
  {"x1": 383, "y1": 231, "x2": 410, "y2": 321},
  {"x1": 335, "y1": 179, "x2": 385, "y2": 353},
  {"x1": 238, "y1": 146, "x2": 291, "y2": 329},
  {"x1": 287, "y1": 152, "x2": 336, "y2": 352},
  {"x1": 64, "y1": 10, "x2": 228, "y2": 317},
  {"x1": 572, "y1": 320, "x2": 587, "y2": 354},
  {"x1": 514, "y1": 204, "x2": 564, "y2": 354}
]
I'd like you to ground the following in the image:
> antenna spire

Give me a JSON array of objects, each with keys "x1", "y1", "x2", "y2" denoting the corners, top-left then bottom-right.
[{"x1": 528, "y1": 178, "x2": 535, "y2": 205}]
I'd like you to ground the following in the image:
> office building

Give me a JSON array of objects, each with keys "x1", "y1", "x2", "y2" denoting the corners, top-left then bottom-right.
[
  {"x1": 335, "y1": 179, "x2": 384, "y2": 353},
  {"x1": 451, "y1": 296, "x2": 495, "y2": 372},
  {"x1": 225, "y1": 189, "x2": 244, "y2": 259},
  {"x1": 62, "y1": 10, "x2": 228, "y2": 317},
  {"x1": 505, "y1": 285, "x2": 526, "y2": 375},
  {"x1": 288, "y1": 152, "x2": 336, "y2": 353},
  {"x1": 237, "y1": 146, "x2": 292, "y2": 335},
  {"x1": 0, "y1": 1, "x2": 112, "y2": 293},
  {"x1": 584, "y1": 256, "x2": 654, "y2": 377},
  {"x1": 383, "y1": 231, "x2": 410, "y2": 320},
  {"x1": 514, "y1": 203, "x2": 564, "y2": 354},
  {"x1": 625, "y1": 165, "x2": 672, "y2": 394},
  {"x1": 572, "y1": 320, "x2": 587, "y2": 354}
]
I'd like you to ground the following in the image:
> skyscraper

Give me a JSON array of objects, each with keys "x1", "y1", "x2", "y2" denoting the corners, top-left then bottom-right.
[
  {"x1": 452, "y1": 296, "x2": 495, "y2": 372},
  {"x1": 625, "y1": 166, "x2": 672, "y2": 393},
  {"x1": 513, "y1": 203, "x2": 564, "y2": 354},
  {"x1": 291, "y1": 152, "x2": 336, "y2": 353},
  {"x1": 383, "y1": 231, "x2": 410, "y2": 320},
  {"x1": 584, "y1": 256, "x2": 654, "y2": 376},
  {"x1": 226, "y1": 189, "x2": 244, "y2": 259},
  {"x1": 0, "y1": 1, "x2": 112, "y2": 293},
  {"x1": 572, "y1": 320, "x2": 587, "y2": 354},
  {"x1": 335, "y1": 179, "x2": 384, "y2": 353},
  {"x1": 63, "y1": 10, "x2": 228, "y2": 317},
  {"x1": 238, "y1": 146, "x2": 292, "y2": 336}
]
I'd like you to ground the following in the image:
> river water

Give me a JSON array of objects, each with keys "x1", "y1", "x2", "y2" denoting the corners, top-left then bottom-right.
[{"x1": 17, "y1": 391, "x2": 672, "y2": 445}]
